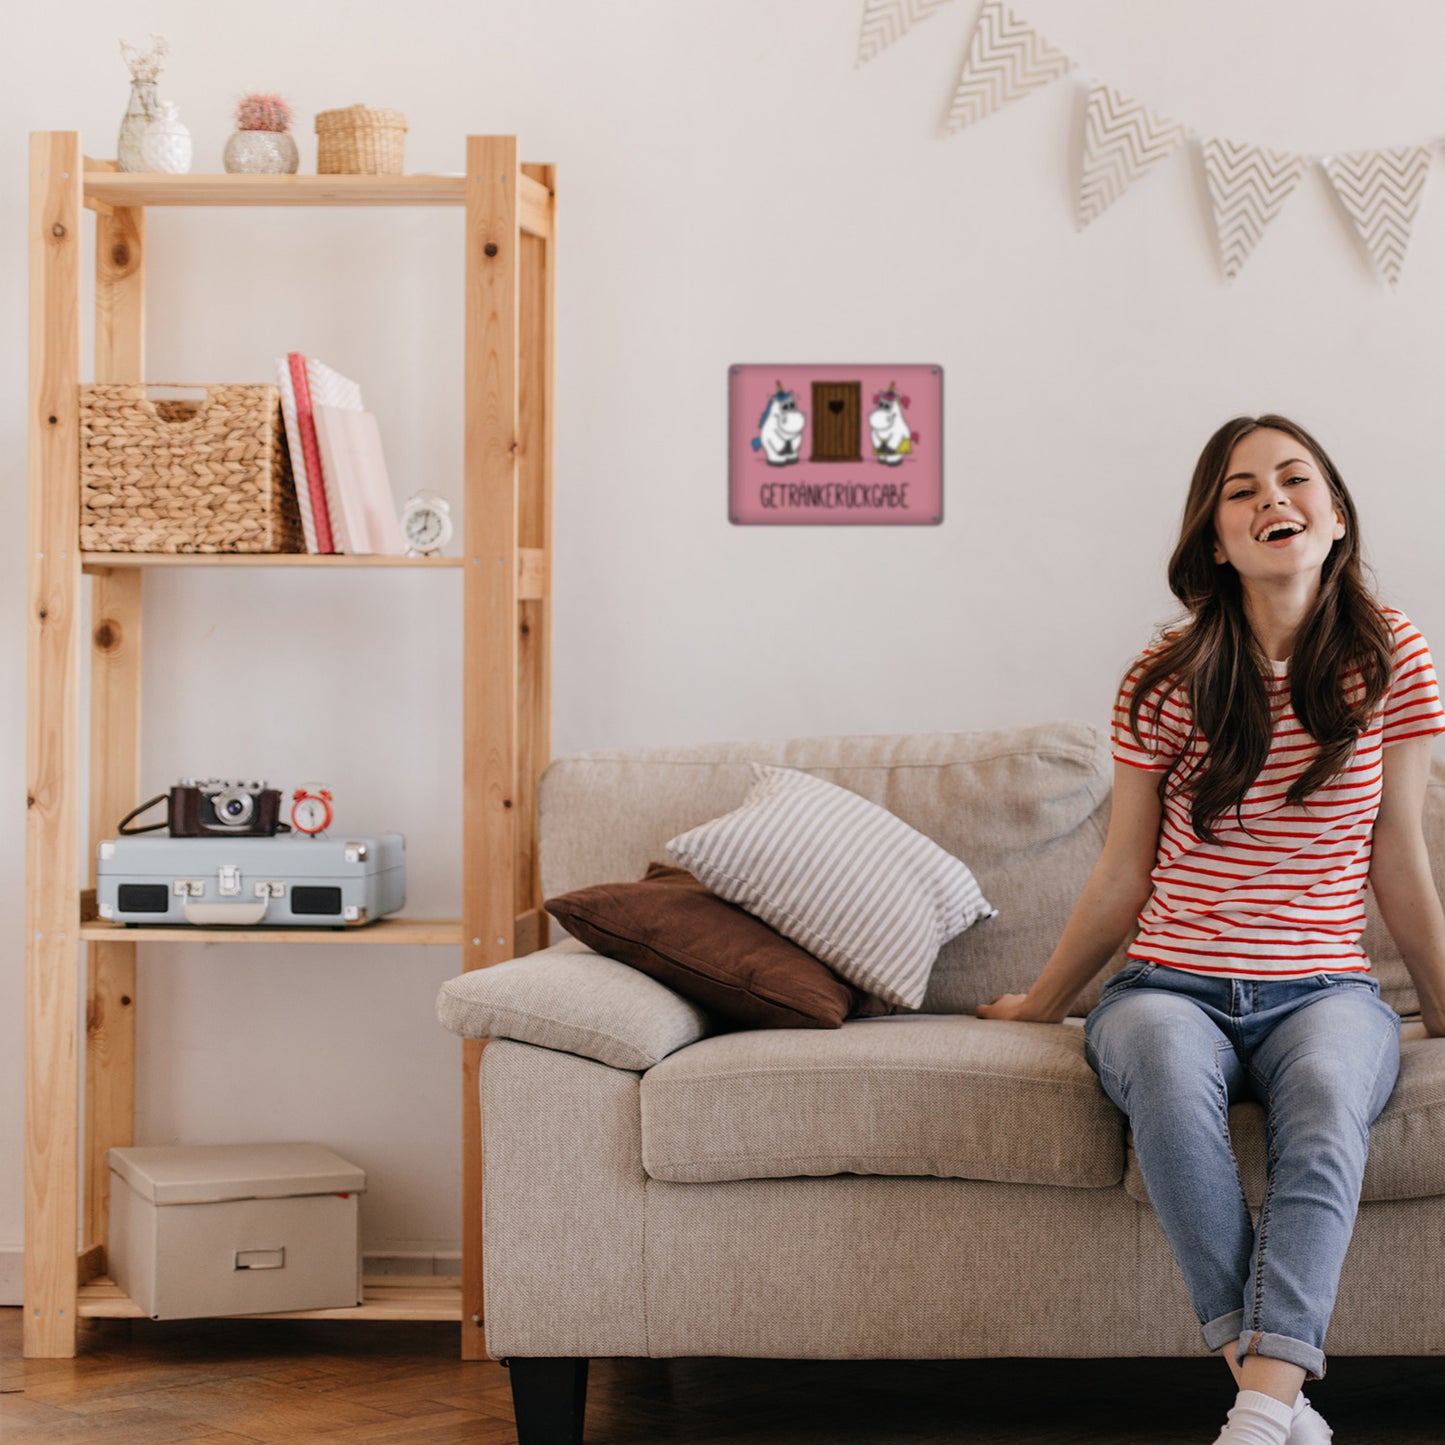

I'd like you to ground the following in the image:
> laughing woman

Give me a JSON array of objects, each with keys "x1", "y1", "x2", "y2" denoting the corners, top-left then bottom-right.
[{"x1": 977, "y1": 415, "x2": 1445, "y2": 1445}]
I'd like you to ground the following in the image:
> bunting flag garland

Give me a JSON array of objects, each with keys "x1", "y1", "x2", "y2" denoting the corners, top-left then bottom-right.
[
  {"x1": 945, "y1": 0, "x2": 1071, "y2": 132},
  {"x1": 856, "y1": 0, "x2": 955, "y2": 67},
  {"x1": 1077, "y1": 82, "x2": 1189, "y2": 229},
  {"x1": 895, "y1": 1, "x2": 1443, "y2": 285},
  {"x1": 1319, "y1": 147, "x2": 1432, "y2": 289},
  {"x1": 1201, "y1": 140, "x2": 1308, "y2": 282}
]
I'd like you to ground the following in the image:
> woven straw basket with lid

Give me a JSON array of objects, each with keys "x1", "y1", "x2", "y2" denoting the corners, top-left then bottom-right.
[{"x1": 315, "y1": 104, "x2": 407, "y2": 174}]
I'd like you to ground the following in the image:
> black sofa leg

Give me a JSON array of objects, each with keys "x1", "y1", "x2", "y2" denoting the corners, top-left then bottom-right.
[{"x1": 508, "y1": 1356, "x2": 590, "y2": 1444}]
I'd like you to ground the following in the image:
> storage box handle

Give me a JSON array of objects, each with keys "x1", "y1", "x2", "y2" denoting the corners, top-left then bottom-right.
[
  {"x1": 132, "y1": 384, "x2": 215, "y2": 427},
  {"x1": 234, "y1": 1247, "x2": 286, "y2": 1271}
]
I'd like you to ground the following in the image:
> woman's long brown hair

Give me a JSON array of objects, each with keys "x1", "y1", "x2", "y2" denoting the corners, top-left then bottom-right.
[{"x1": 1128, "y1": 414, "x2": 1393, "y2": 844}]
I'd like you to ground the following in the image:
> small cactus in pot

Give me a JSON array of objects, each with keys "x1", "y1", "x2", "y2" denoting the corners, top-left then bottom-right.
[{"x1": 224, "y1": 92, "x2": 299, "y2": 174}]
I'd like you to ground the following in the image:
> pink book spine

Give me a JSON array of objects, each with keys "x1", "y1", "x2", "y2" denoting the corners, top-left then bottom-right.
[{"x1": 288, "y1": 352, "x2": 335, "y2": 553}]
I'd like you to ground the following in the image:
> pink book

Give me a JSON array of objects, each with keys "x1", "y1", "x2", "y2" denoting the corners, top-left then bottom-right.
[
  {"x1": 288, "y1": 352, "x2": 335, "y2": 553},
  {"x1": 312, "y1": 405, "x2": 406, "y2": 556}
]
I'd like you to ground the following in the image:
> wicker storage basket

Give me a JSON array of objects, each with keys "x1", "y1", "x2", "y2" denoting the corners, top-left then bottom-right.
[
  {"x1": 80, "y1": 384, "x2": 305, "y2": 554},
  {"x1": 315, "y1": 104, "x2": 407, "y2": 175}
]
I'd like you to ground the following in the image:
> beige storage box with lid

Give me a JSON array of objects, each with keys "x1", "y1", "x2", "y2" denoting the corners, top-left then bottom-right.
[{"x1": 107, "y1": 1142, "x2": 365, "y2": 1320}]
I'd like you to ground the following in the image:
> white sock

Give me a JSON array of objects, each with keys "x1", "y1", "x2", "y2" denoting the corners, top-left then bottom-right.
[
  {"x1": 1288, "y1": 1391, "x2": 1334, "y2": 1444},
  {"x1": 1212, "y1": 1388, "x2": 1295, "y2": 1445}
]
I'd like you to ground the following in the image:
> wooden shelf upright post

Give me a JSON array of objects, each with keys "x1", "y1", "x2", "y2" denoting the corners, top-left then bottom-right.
[
  {"x1": 459, "y1": 134, "x2": 559, "y2": 1361},
  {"x1": 85, "y1": 157, "x2": 145, "y2": 1281},
  {"x1": 26, "y1": 130, "x2": 85, "y2": 1359}
]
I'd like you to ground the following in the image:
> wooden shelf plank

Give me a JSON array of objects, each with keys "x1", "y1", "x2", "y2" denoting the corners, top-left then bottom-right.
[
  {"x1": 85, "y1": 172, "x2": 468, "y2": 208},
  {"x1": 81, "y1": 169, "x2": 554, "y2": 237},
  {"x1": 80, "y1": 917, "x2": 465, "y2": 945},
  {"x1": 81, "y1": 548, "x2": 546, "y2": 595},
  {"x1": 78, "y1": 1276, "x2": 464, "y2": 1322},
  {"x1": 82, "y1": 552, "x2": 464, "y2": 571}
]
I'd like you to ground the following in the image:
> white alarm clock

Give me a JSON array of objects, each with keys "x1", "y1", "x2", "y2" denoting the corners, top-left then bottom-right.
[
  {"x1": 401, "y1": 491, "x2": 454, "y2": 557},
  {"x1": 290, "y1": 784, "x2": 333, "y2": 836}
]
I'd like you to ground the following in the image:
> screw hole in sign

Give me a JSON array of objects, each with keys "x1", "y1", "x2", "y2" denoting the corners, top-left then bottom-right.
[{"x1": 729, "y1": 364, "x2": 943, "y2": 526}]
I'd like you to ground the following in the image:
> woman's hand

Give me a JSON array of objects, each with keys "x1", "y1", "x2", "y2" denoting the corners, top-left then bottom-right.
[{"x1": 975, "y1": 993, "x2": 1056, "y2": 1023}]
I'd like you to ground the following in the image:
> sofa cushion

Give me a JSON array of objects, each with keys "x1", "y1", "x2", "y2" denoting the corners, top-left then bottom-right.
[
  {"x1": 545, "y1": 863, "x2": 893, "y2": 1029},
  {"x1": 639, "y1": 1015, "x2": 1124, "y2": 1188},
  {"x1": 1123, "y1": 1019, "x2": 1445, "y2": 1206},
  {"x1": 667, "y1": 765, "x2": 996, "y2": 1010},
  {"x1": 436, "y1": 940, "x2": 709, "y2": 1071}
]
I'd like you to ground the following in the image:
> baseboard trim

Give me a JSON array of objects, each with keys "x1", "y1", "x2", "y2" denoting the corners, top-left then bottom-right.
[
  {"x1": 362, "y1": 1251, "x2": 463, "y2": 1277},
  {"x1": 0, "y1": 1247, "x2": 21, "y2": 1307}
]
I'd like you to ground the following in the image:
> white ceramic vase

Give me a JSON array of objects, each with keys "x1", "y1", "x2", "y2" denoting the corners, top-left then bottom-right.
[
  {"x1": 141, "y1": 101, "x2": 193, "y2": 175},
  {"x1": 223, "y1": 129, "x2": 299, "y2": 175},
  {"x1": 117, "y1": 78, "x2": 158, "y2": 173}
]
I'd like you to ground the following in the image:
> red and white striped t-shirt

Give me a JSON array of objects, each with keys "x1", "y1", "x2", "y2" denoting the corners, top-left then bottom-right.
[{"x1": 1112, "y1": 606, "x2": 1445, "y2": 979}]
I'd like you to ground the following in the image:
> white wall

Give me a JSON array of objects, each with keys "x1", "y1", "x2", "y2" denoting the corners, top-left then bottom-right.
[{"x1": 5, "y1": 0, "x2": 1445, "y2": 1279}]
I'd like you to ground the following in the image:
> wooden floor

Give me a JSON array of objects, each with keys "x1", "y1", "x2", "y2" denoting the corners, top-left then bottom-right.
[{"x1": 3, "y1": 1308, "x2": 1444, "y2": 1443}]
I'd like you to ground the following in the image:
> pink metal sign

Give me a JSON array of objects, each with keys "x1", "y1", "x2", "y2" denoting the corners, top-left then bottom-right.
[{"x1": 729, "y1": 364, "x2": 943, "y2": 525}]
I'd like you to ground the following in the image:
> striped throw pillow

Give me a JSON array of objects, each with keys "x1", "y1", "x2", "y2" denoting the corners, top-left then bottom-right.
[{"x1": 666, "y1": 766, "x2": 996, "y2": 1009}]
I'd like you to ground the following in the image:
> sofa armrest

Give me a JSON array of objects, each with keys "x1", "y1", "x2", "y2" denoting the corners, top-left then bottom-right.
[{"x1": 436, "y1": 939, "x2": 711, "y2": 1071}]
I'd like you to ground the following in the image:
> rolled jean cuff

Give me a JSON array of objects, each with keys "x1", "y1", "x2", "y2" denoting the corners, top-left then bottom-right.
[
  {"x1": 1202, "y1": 1309, "x2": 1245, "y2": 1353},
  {"x1": 1234, "y1": 1329, "x2": 1327, "y2": 1382}
]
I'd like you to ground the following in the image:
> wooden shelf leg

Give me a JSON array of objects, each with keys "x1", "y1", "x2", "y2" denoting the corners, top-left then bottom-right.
[
  {"x1": 83, "y1": 195, "x2": 147, "y2": 1265},
  {"x1": 461, "y1": 134, "x2": 523, "y2": 1361},
  {"x1": 84, "y1": 570, "x2": 142, "y2": 1254},
  {"x1": 517, "y1": 161, "x2": 555, "y2": 955},
  {"x1": 26, "y1": 130, "x2": 84, "y2": 1359}
]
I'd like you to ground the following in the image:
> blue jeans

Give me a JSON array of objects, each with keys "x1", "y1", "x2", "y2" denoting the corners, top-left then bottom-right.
[{"x1": 1083, "y1": 960, "x2": 1401, "y2": 1381}]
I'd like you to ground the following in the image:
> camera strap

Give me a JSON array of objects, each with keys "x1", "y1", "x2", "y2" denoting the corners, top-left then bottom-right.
[{"x1": 117, "y1": 793, "x2": 172, "y2": 835}]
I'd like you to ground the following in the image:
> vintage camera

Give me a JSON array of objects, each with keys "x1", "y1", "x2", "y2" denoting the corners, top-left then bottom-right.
[
  {"x1": 119, "y1": 779, "x2": 288, "y2": 837},
  {"x1": 174, "y1": 779, "x2": 285, "y2": 836}
]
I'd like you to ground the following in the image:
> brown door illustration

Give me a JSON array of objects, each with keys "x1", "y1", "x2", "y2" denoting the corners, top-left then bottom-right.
[{"x1": 810, "y1": 382, "x2": 862, "y2": 462}]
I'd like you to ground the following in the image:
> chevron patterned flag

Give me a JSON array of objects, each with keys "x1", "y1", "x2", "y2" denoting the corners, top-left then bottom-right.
[
  {"x1": 945, "y1": 0, "x2": 1072, "y2": 132},
  {"x1": 1077, "y1": 82, "x2": 1190, "y2": 228},
  {"x1": 1202, "y1": 139, "x2": 1307, "y2": 281},
  {"x1": 1320, "y1": 147, "x2": 1433, "y2": 288},
  {"x1": 856, "y1": 0, "x2": 955, "y2": 67}
]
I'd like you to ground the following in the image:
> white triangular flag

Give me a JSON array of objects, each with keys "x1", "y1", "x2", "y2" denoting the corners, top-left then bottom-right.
[
  {"x1": 945, "y1": 0, "x2": 1071, "y2": 132},
  {"x1": 1201, "y1": 139, "x2": 1307, "y2": 281},
  {"x1": 856, "y1": 0, "x2": 954, "y2": 67},
  {"x1": 1077, "y1": 82, "x2": 1189, "y2": 229},
  {"x1": 1319, "y1": 147, "x2": 1432, "y2": 288}
]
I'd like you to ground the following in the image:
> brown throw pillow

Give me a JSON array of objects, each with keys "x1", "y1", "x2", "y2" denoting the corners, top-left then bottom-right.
[{"x1": 545, "y1": 863, "x2": 894, "y2": 1029}]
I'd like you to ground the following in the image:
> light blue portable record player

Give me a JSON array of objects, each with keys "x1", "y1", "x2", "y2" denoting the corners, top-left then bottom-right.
[{"x1": 96, "y1": 833, "x2": 406, "y2": 927}]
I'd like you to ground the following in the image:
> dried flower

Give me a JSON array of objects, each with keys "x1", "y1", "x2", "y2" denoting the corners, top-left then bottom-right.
[
  {"x1": 119, "y1": 35, "x2": 168, "y2": 83},
  {"x1": 236, "y1": 93, "x2": 294, "y2": 132}
]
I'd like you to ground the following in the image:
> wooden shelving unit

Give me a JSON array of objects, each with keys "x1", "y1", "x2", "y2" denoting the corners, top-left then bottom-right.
[{"x1": 25, "y1": 134, "x2": 556, "y2": 1359}]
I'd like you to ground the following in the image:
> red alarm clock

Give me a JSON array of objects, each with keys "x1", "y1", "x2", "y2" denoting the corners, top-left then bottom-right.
[{"x1": 290, "y1": 785, "x2": 333, "y2": 836}]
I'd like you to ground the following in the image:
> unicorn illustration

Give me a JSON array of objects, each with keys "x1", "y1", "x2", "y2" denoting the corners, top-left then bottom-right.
[
  {"x1": 751, "y1": 383, "x2": 806, "y2": 465},
  {"x1": 869, "y1": 383, "x2": 919, "y2": 466}
]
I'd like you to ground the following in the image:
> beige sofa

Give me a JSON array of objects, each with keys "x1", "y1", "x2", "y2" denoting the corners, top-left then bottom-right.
[{"x1": 437, "y1": 722, "x2": 1445, "y2": 1443}]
